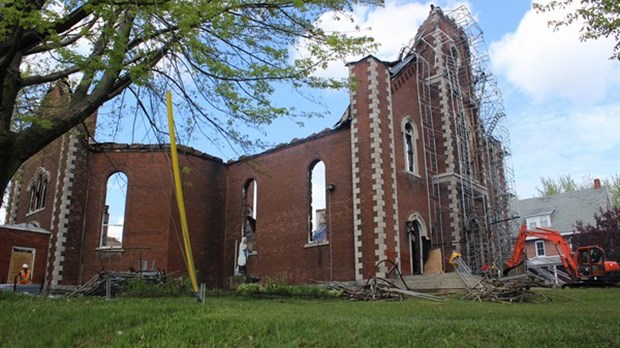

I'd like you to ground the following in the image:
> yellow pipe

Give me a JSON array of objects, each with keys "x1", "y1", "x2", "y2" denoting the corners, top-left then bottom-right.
[{"x1": 166, "y1": 91, "x2": 199, "y2": 295}]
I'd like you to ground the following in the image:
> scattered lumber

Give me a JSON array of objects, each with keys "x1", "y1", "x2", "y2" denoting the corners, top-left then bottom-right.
[{"x1": 67, "y1": 270, "x2": 166, "y2": 297}]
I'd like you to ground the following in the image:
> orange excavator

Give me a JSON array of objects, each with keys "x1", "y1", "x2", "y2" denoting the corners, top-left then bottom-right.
[{"x1": 503, "y1": 225, "x2": 620, "y2": 286}]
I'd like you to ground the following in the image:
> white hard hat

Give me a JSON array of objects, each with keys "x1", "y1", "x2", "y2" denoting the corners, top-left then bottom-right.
[{"x1": 22, "y1": 263, "x2": 29, "y2": 268}]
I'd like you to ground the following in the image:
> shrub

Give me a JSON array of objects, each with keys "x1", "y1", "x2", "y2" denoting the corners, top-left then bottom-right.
[
  {"x1": 119, "y1": 277, "x2": 193, "y2": 298},
  {"x1": 236, "y1": 283, "x2": 341, "y2": 299},
  {"x1": 237, "y1": 283, "x2": 263, "y2": 296}
]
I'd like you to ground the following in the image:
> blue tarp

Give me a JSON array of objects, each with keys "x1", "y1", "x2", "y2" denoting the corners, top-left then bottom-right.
[
  {"x1": 312, "y1": 225, "x2": 327, "y2": 242},
  {"x1": 0, "y1": 284, "x2": 42, "y2": 295}
]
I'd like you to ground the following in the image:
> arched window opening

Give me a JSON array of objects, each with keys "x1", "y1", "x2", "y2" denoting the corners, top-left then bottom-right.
[
  {"x1": 404, "y1": 123, "x2": 416, "y2": 173},
  {"x1": 100, "y1": 172, "x2": 127, "y2": 248},
  {"x1": 309, "y1": 161, "x2": 327, "y2": 243},
  {"x1": 448, "y1": 46, "x2": 460, "y2": 93},
  {"x1": 28, "y1": 168, "x2": 49, "y2": 212},
  {"x1": 242, "y1": 179, "x2": 258, "y2": 252}
]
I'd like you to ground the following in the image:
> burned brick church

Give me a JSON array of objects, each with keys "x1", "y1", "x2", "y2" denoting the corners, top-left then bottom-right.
[{"x1": 1, "y1": 7, "x2": 516, "y2": 289}]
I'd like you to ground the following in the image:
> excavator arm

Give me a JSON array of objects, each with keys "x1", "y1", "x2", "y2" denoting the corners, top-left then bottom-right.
[{"x1": 503, "y1": 225, "x2": 577, "y2": 277}]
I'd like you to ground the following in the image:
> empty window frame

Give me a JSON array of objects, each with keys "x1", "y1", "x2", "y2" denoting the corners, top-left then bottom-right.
[
  {"x1": 100, "y1": 172, "x2": 128, "y2": 248},
  {"x1": 403, "y1": 121, "x2": 418, "y2": 174},
  {"x1": 309, "y1": 161, "x2": 327, "y2": 243},
  {"x1": 28, "y1": 168, "x2": 49, "y2": 212},
  {"x1": 242, "y1": 179, "x2": 258, "y2": 252},
  {"x1": 535, "y1": 240, "x2": 546, "y2": 257}
]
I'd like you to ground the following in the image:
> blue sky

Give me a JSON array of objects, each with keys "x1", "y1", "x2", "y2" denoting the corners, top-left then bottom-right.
[{"x1": 2, "y1": 0, "x2": 619, "y2": 224}]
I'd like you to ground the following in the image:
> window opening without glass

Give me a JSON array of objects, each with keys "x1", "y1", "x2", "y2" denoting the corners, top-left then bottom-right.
[{"x1": 100, "y1": 172, "x2": 127, "y2": 248}]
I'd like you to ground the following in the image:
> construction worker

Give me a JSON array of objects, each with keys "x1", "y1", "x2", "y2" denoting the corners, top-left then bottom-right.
[{"x1": 18, "y1": 263, "x2": 32, "y2": 284}]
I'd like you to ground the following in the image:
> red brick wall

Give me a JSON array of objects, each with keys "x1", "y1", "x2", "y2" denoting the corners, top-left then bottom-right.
[
  {"x1": 11, "y1": 136, "x2": 63, "y2": 229},
  {"x1": 57, "y1": 134, "x2": 92, "y2": 285},
  {"x1": 80, "y1": 146, "x2": 226, "y2": 286},
  {"x1": 166, "y1": 152, "x2": 227, "y2": 286},
  {"x1": 526, "y1": 239, "x2": 561, "y2": 258},
  {"x1": 391, "y1": 63, "x2": 433, "y2": 274},
  {"x1": 5, "y1": 101, "x2": 95, "y2": 286},
  {"x1": 349, "y1": 59, "x2": 381, "y2": 278},
  {"x1": 225, "y1": 129, "x2": 353, "y2": 284},
  {"x1": 0, "y1": 227, "x2": 50, "y2": 284}
]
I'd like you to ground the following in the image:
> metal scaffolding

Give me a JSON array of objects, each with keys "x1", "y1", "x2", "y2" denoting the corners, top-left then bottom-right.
[
  {"x1": 409, "y1": 5, "x2": 518, "y2": 272},
  {"x1": 446, "y1": 6, "x2": 519, "y2": 268}
]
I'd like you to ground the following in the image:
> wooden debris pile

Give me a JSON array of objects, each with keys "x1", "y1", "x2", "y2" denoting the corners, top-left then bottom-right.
[
  {"x1": 319, "y1": 278, "x2": 444, "y2": 302},
  {"x1": 68, "y1": 270, "x2": 166, "y2": 297},
  {"x1": 317, "y1": 259, "x2": 444, "y2": 302},
  {"x1": 462, "y1": 278, "x2": 549, "y2": 303}
]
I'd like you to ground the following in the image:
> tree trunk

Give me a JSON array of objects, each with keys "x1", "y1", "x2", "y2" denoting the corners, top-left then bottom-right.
[{"x1": 0, "y1": 141, "x2": 21, "y2": 210}]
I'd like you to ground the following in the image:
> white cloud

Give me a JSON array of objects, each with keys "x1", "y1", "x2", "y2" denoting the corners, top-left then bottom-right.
[
  {"x1": 489, "y1": 1, "x2": 620, "y2": 199},
  {"x1": 293, "y1": 1, "x2": 473, "y2": 79},
  {"x1": 108, "y1": 217, "x2": 125, "y2": 240},
  {"x1": 509, "y1": 102, "x2": 620, "y2": 198},
  {"x1": 490, "y1": 1, "x2": 619, "y2": 105}
]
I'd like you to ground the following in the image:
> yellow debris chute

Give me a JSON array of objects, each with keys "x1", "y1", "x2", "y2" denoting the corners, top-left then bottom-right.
[{"x1": 166, "y1": 91, "x2": 199, "y2": 297}]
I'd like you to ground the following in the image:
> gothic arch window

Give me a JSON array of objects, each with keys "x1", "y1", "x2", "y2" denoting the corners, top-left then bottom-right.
[
  {"x1": 402, "y1": 119, "x2": 418, "y2": 175},
  {"x1": 242, "y1": 179, "x2": 258, "y2": 253},
  {"x1": 28, "y1": 167, "x2": 49, "y2": 213},
  {"x1": 309, "y1": 160, "x2": 327, "y2": 243},
  {"x1": 100, "y1": 172, "x2": 128, "y2": 248}
]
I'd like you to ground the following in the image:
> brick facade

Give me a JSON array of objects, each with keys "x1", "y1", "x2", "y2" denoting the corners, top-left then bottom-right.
[{"x1": 2, "y1": 7, "x2": 511, "y2": 288}]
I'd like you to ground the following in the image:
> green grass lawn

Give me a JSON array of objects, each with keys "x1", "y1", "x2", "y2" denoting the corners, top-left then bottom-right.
[{"x1": 1, "y1": 288, "x2": 619, "y2": 347}]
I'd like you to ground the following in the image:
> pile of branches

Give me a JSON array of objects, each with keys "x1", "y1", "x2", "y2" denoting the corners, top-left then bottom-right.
[
  {"x1": 68, "y1": 270, "x2": 166, "y2": 297},
  {"x1": 320, "y1": 278, "x2": 444, "y2": 302},
  {"x1": 462, "y1": 278, "x2": 549, "y2": 303},
  {"x1": 319, "y1": 260, "x2": 443, "y2": 302}
]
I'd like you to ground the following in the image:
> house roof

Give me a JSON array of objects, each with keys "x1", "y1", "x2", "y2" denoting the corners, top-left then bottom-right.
[{"x1": 514, "y1": 188, "x2": 611, "y2": 233}]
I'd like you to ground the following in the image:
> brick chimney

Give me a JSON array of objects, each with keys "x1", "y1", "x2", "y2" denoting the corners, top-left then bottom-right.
[{"x1": 594, "y1": 178, "x2": 601, "y2": 189}]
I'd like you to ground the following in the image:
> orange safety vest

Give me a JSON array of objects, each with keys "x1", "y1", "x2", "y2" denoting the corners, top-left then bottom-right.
[{"x1": 18, "y1": 269, "x2": 32, "y2": 284}]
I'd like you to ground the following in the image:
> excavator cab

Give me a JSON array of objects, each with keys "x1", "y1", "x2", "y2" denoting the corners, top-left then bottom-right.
[
  {"x1": 574, "y1": 246, "x2": 620, "y2": 280},
  {"x1": 575, "y1": 246, "x2": 604, "y2": 278}
]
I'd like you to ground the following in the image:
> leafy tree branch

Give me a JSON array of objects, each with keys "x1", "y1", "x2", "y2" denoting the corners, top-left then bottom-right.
[{"x1": 0, "y1": 0, "x2": 382, "y2": 202}]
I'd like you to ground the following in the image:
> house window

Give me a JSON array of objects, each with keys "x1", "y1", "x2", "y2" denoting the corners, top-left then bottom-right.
[
  {"x1": 242, "y1": 179, "x2": 257, "y2": 252},
  {"x1": 403, "y1": 120, "x2": 418, "y2": 175},
  {"x1": 309, "y1": 161, "x2": 327, "y2": 243},
  {"x1": 535, "y1": 240, "x2": 546, "y2": 257},
  {"x1": 28, "y1": 168, "x2": 49, "y2": 212},
  {"x1": 100, "y1": 172, "x2": 127, "y2": 248},
  {"x1": 526, "y1": 215, "x2": 552, "y2": 228}
]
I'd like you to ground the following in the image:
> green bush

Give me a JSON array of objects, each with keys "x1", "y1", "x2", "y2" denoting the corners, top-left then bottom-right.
[
  {"x1": 119, "y1": 277, "x2": 193, "y2": 298},
  {"x1": 236, "y1": 283, "x2": 263, "y2": 296},
  {"x1": 236, "y1": 283, "x2": 341, "y2": 299}
]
